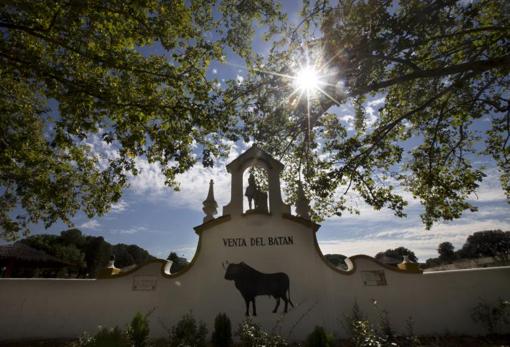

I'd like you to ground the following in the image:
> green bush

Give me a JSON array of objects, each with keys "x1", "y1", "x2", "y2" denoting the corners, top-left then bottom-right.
[
  {"x1": 238, "y1": 319, "x2": 287, "y2": 347},
  {"x1": 128, "y1": 312, "x2": 150, "y2": 347},
  {"x1": 471, "y1": 298, "x2": 510, "y2": 334},
  {"x1": 350, "y1": 320, "x2": 383, "y2": 347},
  {"x1": 77, "y1": 326, "x2": 129, "y2": 347},
  {"x1": 211, "y1": 313, "x2": 233, "y2": 347},
  {"x1": 304, "y1": 326, "x2": 334, "y2": 347},
  {"x1": 169, "y1": 312, "x2": 208, "y2": 347}
]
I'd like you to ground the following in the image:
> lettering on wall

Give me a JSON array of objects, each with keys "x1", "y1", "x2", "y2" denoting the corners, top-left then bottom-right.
[{"x1": 222, "y1": 236, "x2": 294, "y2": 248}]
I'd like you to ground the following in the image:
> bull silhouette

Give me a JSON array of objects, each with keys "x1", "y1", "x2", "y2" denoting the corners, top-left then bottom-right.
[{"x1": 224, "y1": 261, "x2": 294, "y2": 316}]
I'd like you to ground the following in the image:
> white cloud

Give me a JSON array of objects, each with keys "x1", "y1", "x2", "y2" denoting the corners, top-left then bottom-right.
[
  {"x1": 82, "y1": 132, "x2": 120, "y2": 170},
  {"x1": 365, "y1": 105, "x2": 378, "y2": 127},
  {"x1": 79, "y1": 219, "x2": 100, "y2": 230},
  {"x1": 128, "y1": 142, "x2": 249, "y2": 212},
  {"x1": 212, "y1": 68, "x2": 217, "y2": 74},
  {"x1": 470, "y1": 167, "x2": 507, "y2": 202},
  {"x1": 236, "y1": 74, "x2": 244, "y2": 84},
  {"x1": 129, "y1": 158, "x2": 168, "y2": 197},
  {"x1": 367, "y1": 96, "x2": 385, "y2": 107},
  {"x1": 319, "y1": 218, "x2": 510, "y2": 261},
  {"x1": 110, "y1": 200, "x2": 128, "y2": 213},
  {"x1": 338, "y1": 114, "x2": 355, "y2": 131},
  {"x1": 111, "y1": 226, "x2": 148, "y2": 235}
]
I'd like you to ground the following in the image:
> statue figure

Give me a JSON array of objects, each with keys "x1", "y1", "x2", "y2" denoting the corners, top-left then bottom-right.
[
  {"x1": 245, "y1": 173, "x2": 256, "y2": 210},
  {"x1": 245, "y1": 172, "x2": 269, "y2": 213},
  {"x1": 254, "y1": 190, "x2": 268, "y2": 213}
]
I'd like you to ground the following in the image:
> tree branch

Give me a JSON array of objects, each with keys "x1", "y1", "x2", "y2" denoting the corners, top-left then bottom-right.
[{"x1": 355, "y1": 55, "x2": 510, "y2": 94}]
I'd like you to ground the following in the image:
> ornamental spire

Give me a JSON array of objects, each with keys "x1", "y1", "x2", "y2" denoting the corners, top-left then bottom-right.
[{"x1": 202, "y1": 179, "x2": 218, "y2": 222}]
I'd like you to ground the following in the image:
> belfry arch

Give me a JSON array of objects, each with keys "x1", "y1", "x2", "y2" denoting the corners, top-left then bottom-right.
[{"x1": 222, "y1": 145, "x2": 291, "y2": 217}]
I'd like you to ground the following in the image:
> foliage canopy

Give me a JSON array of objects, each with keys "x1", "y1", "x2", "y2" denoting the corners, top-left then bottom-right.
[
  {"x1": 1, "y1": 0, "x2": 509, "y2": 238},
  {"x1": 0, "y1": 0, "x2": 283, "y2": 239},
  {"x1": 234, "y1": 0, "x2": 510, "y2": 228}
]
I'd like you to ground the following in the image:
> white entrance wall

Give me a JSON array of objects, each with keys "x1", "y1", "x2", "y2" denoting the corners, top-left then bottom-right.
[
  {"x1": 1, "y1": 146, "x2": 509, "y2": 341},
  {"x1": 2, "y1": 211, "x2": 509, "y2": 341}
]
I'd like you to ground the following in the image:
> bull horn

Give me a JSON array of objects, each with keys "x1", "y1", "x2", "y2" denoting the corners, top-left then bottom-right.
[{"x1": 222, "y1": 262, "x2": 226, "y2": 270}]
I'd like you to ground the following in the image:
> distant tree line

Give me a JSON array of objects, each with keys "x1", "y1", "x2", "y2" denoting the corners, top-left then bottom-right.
[
  {"x1": 376, "y1": 247, "x2": 418, "y2": 263},
  {"x1": 426, "y1": 230, "x2": 510, "y2": 268},
  {"x1": 167, "y1": 252, "x2": 189, "y2": 273},
  {"x1": 18, "y1": 229, "x2": 156, "y2": 278},
  {"x1": 323, "y1": 230, "x2": 510, "y2": 270}
]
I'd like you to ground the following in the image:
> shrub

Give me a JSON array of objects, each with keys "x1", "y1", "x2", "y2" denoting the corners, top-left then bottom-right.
[
  {"x1": 211, "y1": 313, "x2": 233, "y2": 347},
  {"x1": 77, "y1": 326, "x2": 130, "y2": 347},
  {"x1": 127, "y1": 312, "x2": 150, "y2": 347},
  {"x1": 304, "y1": 326, "x2": 334, "y2": 347},
  {"x1": 169, "y1": 312, "x2": 208, "y2": 347},
  {"x1": 344, "y1": 302, "x2": 391, "y2": 347},
  {"x1": 350, "y1": 320, "x2": 383, "y2": 347},
  {"x1": 238, "y1": 319, "x2": 287, "y2": 347},
  {"x1": 471, "y1": 298, "x2": 510, "y2": 334}
]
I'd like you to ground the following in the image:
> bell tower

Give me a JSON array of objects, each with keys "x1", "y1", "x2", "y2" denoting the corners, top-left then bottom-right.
[{"x1": 222, "y1": 145, "x2": 291, "y2": 217}]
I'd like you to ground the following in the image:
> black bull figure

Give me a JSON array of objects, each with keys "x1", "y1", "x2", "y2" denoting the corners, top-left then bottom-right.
[{"x1": 224, "y1": 262, "x2": 294, "y2": 316}]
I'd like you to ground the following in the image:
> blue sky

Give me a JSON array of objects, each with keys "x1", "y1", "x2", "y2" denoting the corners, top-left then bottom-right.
[
  {"x1": 20, "y1": 1, "x2": 510, "y2": 262},
  {"x1": 29, "y1": 136, "x2": 510, "y2": 262}
]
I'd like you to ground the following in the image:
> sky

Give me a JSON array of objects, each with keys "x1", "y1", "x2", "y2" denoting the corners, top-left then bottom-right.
[
  {"x1": 27, "y1": 139, "x2": 510, "y2": 263},
  {"x1": 17, "y1": 1, "x2": 510, "y2": 262}
]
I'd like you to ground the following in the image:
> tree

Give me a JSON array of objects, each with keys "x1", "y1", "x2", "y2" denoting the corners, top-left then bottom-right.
[
  {"x1": 437, "y1": 241, "x2": 455, "y2": 262},
  {"x1": 167, "y1": 251, "x2": 189, "y2": 273},
  {"x1": 376, "y1": 247, "x2": 417, "y2": 263},
  {"x1": 459, "y1": 230, "x2": 510, "y2": 259},
  {"x1": 0, "y1": 1, "x2": 284, "y2": 240},
  {"x1": 234, "y1": 0, "x2": 510, "y2": 228},
  {"x1": 17, "y1": 229, "x2": 156, "y2": 277},
  {"x1": 3, "y1": 1, "x2": 509, "y2": 237},
  {"x1": 324, "y1": 254, "x2": 347, "y2": 268},
  {"x1": 112, "y1": 243, "x2": 154, "y2": 268}
]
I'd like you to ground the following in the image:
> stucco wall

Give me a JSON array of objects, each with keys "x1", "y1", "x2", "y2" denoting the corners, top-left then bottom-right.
[{"x1": 1, "y1": 213, "x2": 509, "y2": 341}]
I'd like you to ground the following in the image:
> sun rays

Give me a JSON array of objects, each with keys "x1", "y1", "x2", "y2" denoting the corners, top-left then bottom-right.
[
  {"x1": 220, "y1": 45, "x2": 345, "y2": 150},
  {"x1": 294, "y1": 66, "x2": 320, "y2": 92}
]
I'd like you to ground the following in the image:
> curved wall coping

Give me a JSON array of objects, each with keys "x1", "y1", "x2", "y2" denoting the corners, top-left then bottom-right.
[
  {"x1": 97, "y1": 213, "x2": 423, "y2": 281},
  {"x1": 423, "y1": 265, "x2": 510, "y2": 275}
]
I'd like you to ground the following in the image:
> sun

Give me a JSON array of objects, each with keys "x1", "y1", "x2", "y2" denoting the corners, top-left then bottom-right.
[{"x1": 294, "y1": 66, "x2": 320, "y2": 92}]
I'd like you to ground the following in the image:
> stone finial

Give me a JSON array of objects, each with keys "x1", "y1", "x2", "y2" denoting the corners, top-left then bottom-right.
[
  {"x1": 397, "y1": 255, "x2": 420, "y2": 272},
  {"x1": 202, "y1": 179, "x2": 218, "y2": 222},
  {"x1": 295, "y1": 181, "x2": 311, "y2": 220},
  {"x1": 96, "y1": 255, "x2": 121, "y2": 278}
]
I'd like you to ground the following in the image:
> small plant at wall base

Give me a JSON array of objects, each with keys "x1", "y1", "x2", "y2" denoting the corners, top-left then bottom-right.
[
  {"x1": 238, "y1": 319, "x2": 287, "y2": 347},
  {"x1": 471, "y1": 298, "x2": 510, "y2": 334},
  {"x1": 169, "y1": 312, "x2": 208, "y2": 347},
  {"x1": 350, "y1": 320, "x2": 385, "y2": 347},
  {"x1": 343, "y1": 301, "x2": 403, "y2": 347},
  {"x1": 127, "y1": 312, "x2": 150, "y2": 347},
  {"x1": 212, "y1": 313, "x2": 233, "y2": 347},
  {"x1": 304, "y1": 326, "x2": 334, "y2": 347},
  {"x1": 74, "y1": 326, "x2": 130, "y2": 347},
  {"x1": 403, "y1": 317, "x2": 422, "y2": 347}
]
